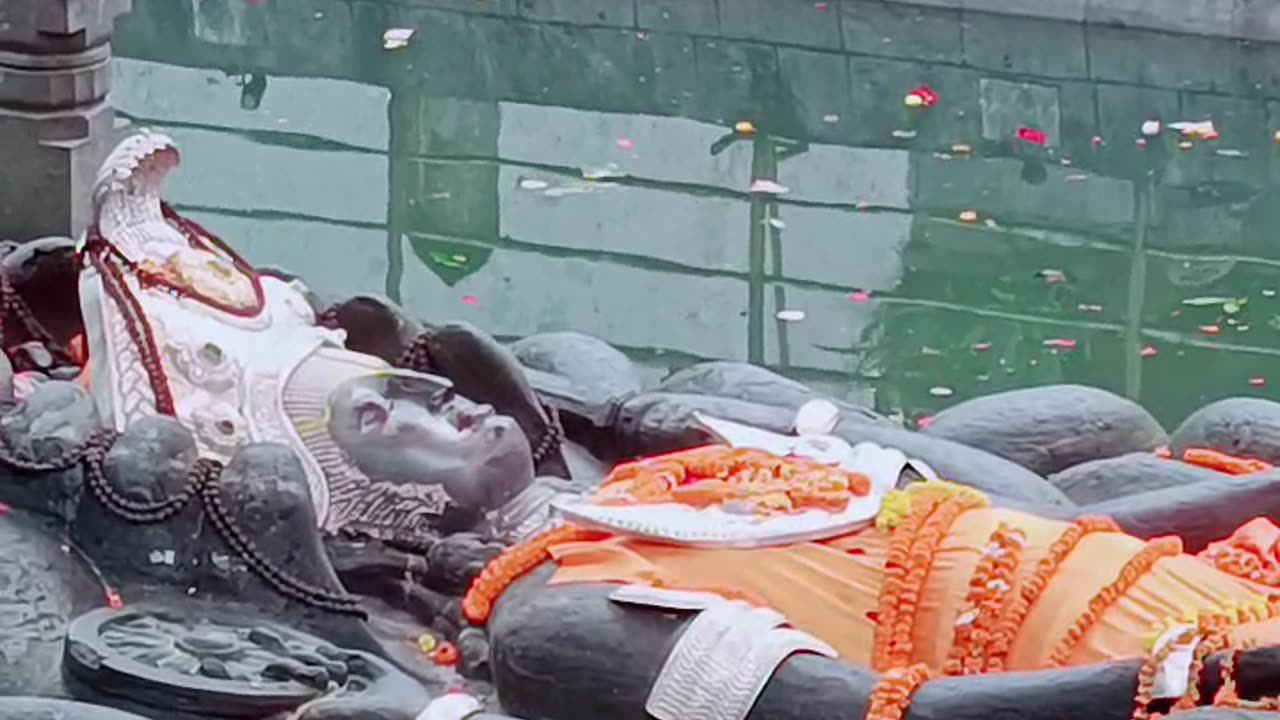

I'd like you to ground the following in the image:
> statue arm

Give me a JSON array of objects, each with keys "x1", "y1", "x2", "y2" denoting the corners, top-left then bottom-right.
[{"x1": 1074, "y1": 470, "x2": 1280, "y2": 554}]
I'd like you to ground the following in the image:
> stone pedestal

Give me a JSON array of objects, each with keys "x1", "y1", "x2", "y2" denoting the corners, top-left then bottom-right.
[{"x1": 0, "y1": 0, "x2": 131, "y2": 242}]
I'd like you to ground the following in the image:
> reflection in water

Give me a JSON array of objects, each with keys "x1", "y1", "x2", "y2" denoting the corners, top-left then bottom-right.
[{"x1": 111, "y1": 0, "x2": 1280, "y2": 427}]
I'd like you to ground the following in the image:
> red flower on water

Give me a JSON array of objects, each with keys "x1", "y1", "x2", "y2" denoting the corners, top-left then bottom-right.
[
  {"x1": 1043, "y1": 338, "x2": 1077, "y2": 350},
  {"x1": 1200, "y1": 324, "x2": 1221, "y2": 336},
  {"x1": 908, "y1": 85, "x2": 939, "y2": 107},
  {"x1": 1017, "y1": 127, "x2": 1048, "y2": 145}
]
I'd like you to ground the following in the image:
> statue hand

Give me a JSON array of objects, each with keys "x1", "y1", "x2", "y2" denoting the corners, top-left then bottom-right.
[{"x1": 288, "y1": 650, "x2": 430, "y2": 720}]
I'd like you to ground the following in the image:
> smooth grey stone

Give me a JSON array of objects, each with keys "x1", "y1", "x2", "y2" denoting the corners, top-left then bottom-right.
[
  {"x1": 511, "y1": 331, "x2": 645, "y2": 411},
  {"x1": 457, "y1": 627, "x2": 491, "y2": 681},
  {"x1": 657, "y1": 361, "x2": 889, "y2": 425},
  {"x1": 104, "y1": 415, "x2": 200, "y2": 505},
  {"x1": 1170, "y1": 397, "x2": 1280, "y2": 465},
  {"x1": 1049, "y1": 452, "x2": 1227, "y2": 505},
  {"x1": 0, "y1": 379, "x2": 99, "y2": 461},
  {"x1": 614, "y1": 391, "x2": 799, "y2": 458},
  {"x1": 922, "y1": 385, "x2": 1167, "y2": 476},
  {"x1": 425, "y1": 532, "x2": 504, "y2": 595},
  {"x1": 0, "y1": 697, "x2": 152, "y2": 720},
  {"x1": 1082, "y1": 468, "x2": 1280, "y2": 553}
]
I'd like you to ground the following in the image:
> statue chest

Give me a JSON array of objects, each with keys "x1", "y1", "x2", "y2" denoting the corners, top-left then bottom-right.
[{"x1": 85, "y1": 271, "x2": 341, "y2": 464}]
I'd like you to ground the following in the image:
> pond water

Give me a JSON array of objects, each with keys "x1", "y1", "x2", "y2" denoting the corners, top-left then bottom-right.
[{"x1": 110, "y1": 0, "x2": 1280, "y2": 429}]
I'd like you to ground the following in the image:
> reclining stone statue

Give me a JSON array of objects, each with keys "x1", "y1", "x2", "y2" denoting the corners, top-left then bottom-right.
[
  {"x1": 10, "y1": 128, "x2": 1280, "y2": 720},
  {"x1": 76, "y1": 131, "x2": 539, "y2": 544}
]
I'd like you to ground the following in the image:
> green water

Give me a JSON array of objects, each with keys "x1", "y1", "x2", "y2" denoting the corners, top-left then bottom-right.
[{"x1": 110, "y1": 0, "x2": 1280, "y2": 429}]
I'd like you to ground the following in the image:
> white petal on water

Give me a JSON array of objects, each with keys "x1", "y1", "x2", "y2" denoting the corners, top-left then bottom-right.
[
  {"x1": 929, "y1": 386, "x2": 954, "y2": 397},
  {"x1": 382, "y1": 27, "x2": 415, "y2": 49},
  {"x1": 750, "y1": 179, "x2": 790, "y2": 194},
  {"x1": 519, "y1": 179, "x2": 549, "y2": 190},
  {"x1": 776, "y1": 309, "x2": 806, "y2": 322}
]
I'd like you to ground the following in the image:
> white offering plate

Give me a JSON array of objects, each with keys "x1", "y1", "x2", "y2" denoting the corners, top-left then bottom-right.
[{"x1": 552, "y1": 408, "x2": 934, "y2": 548}]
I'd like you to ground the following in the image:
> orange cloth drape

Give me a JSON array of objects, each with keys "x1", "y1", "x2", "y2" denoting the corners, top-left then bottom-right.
[{"x1": 549, "y1": 508, "x2": 1280, "y2": 671}]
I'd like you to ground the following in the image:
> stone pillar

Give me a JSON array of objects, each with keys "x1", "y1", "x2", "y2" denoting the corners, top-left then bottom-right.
[{"x1": 0, "y1": 0, "x2": 131, "y2": 242}]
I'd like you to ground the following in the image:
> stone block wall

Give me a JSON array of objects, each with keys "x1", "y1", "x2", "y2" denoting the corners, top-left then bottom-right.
[{"x1": 0, "y1": 0, "x2": 131, "y2": 242}]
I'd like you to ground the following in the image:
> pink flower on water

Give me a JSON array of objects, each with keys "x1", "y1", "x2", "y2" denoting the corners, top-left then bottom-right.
[
  {"x1": 1017, "y1": 127, "x2": 1047, "y2": 145},
  {"x1": 462, "y1": 295, "x2": 479, "y2": 306}
]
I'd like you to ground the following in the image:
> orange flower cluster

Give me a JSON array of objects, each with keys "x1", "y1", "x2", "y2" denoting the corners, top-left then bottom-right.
[
  {"x1": 1181, "y1": 448, "x2": 1273, "y2": 475},
  {"x1": 866, "y1": 663, "x2": 932, "y2": 720},
  {"x1": 945, "y1": 524, "x2": 1026, "y2": 675},
  {"x1": 873, "y1": 489, "x2": 989, "y2": 671},
  {"x1": 1049, "y1": 536, "x2": 1184, "y2": 666},
  {"x1": 594, "y1": 445, "x2": 873, "y2": 516},
  {"x1": 462, "y1": 524, "x2": 610, "y2": 624},
  {"x1": 1202, "y1": 543, "x2": 1280, "y2": 587},
  {"x1": 985, "y1": 516, "x2": 1119, "y2": 670}
]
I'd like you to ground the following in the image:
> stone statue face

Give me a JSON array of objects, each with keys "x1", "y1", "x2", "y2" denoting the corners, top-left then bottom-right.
[{"x1": 327, "y1": 373, "x2": 534, "y2": 511}]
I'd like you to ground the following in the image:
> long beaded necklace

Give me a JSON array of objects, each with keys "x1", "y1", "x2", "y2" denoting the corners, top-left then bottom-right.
[{"x1": 81, "y1": 205, "x2": 270, "y2": 417}]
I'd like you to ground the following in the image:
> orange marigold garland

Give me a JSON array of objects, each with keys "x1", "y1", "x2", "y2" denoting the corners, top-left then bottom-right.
[
  {"x1": 866, "y1": 663, "x2": 932, "y2": 720},
  {"x1": 594, "y1": 445, "x2": 873, "y2": 516},
  {"x1": 985, "y1": 515, "x2": 1119, "y2": 671},
  {"x1": 1181, "y1": 448, "x2": 1273, "y2": 475},
  {"x1": 873, "y1": 487, "x2": 989, "y2": 671},
  {"x1": 945, "y1": 523, "x2": 1026, "y2": 675},
  {"x1": 1049, "y1": 535, "x2": 1184, "y2": 667},
  {"x1": 462, "y1": 523, "x2": 610, "y2": 624},
  {"x1": 872, "y1": 490, "x2": 945, "y2": 670}
]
